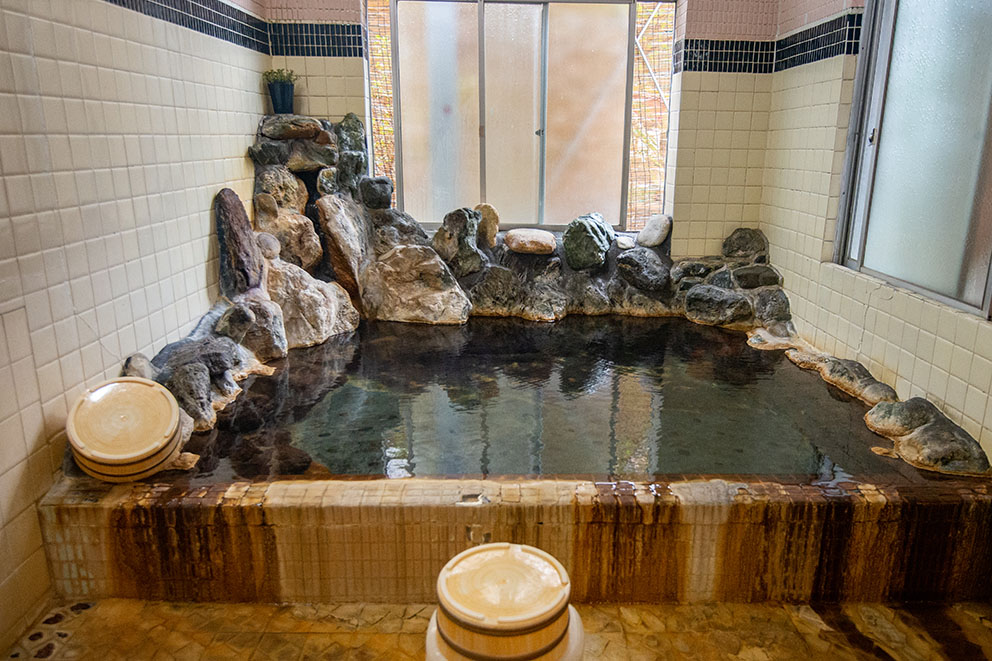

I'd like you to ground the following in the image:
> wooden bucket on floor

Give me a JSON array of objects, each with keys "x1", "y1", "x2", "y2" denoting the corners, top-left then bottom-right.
[{"x1": 428, "y1": 543, "x2": 584, "y2": 660}]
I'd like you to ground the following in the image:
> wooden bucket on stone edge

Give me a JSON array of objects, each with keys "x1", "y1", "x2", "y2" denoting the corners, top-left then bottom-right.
[{"x1": 66, "y1": 377, "x2": 183, "y2": 482}]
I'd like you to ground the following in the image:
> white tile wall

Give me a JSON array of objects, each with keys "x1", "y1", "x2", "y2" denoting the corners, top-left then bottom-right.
[
  {"x1": 268, "y1": 54, "x2": 367, "y2": 121},
  {"x1": 665, "y1": 71, "x2": 769, "y2": 256},
  {"x1": 0, "y1": 0, "x2": 269, "y2": 649}
]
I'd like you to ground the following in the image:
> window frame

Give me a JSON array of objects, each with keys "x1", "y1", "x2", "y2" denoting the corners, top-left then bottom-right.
[
  {"x1": 836, "y1": 0, "x2": 992, "y2": 318},
  {"x1": 387, "y1": 0, "x2": 646, "y2": 230}
]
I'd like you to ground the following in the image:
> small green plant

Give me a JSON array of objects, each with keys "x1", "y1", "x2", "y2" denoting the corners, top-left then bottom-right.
[{"x1": 263, "y1": 68, "x2": 300, "y2": 84}]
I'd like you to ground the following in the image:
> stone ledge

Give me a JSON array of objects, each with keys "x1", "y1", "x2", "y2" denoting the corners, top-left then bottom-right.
[{"x1": 40, "y1": 473, "x2": 992, "y2": 605}]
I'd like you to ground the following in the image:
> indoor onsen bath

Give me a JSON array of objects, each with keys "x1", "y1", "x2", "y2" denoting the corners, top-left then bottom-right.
[{"x1": 4, "y1": 0, "x2": 992, "y2": 659}]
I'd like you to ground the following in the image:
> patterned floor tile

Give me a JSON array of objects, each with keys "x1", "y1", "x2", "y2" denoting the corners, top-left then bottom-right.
[{"x1": 9, "y1": 599, "x2": 992, "y2": 659}]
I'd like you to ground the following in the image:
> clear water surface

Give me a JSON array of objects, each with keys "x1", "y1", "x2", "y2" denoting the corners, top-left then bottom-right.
[{"x1": 184, "y1": 317, "x2": 931, "y2": 483}]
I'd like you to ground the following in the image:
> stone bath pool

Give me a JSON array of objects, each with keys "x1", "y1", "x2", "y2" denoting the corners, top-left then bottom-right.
[
  {"x1": 183, "y1": 316, "x2": 917, "y2": 484},
  {"x1": 42, "y1": 316, "x2": 992, "y2": 607}
]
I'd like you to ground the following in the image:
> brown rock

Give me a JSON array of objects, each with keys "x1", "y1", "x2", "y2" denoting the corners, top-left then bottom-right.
[
  {"x1": 260, "y1": 114, "x2": 321, "y2": 140},
  {"x1": 254, "y1": 165, "x2": 307, "y2": 213},
  {"x1": 214, "y1": 188, "x2": 264, "y2": 297},
  {"x1": 315, "y1": 195, "x2": 372, "y2": 305},
  {"x1": 253, "y1": 193, "x2": 322, "y2": 271},
  {"x1": 504, "y1": 229, "x2": 557, "y2": 255},
  {"x1": 315, "y1": 129, "x2": 337, "y2": 146},
  {"x1": 474, "y1": 203, "x2": 499, "y2": 248}
]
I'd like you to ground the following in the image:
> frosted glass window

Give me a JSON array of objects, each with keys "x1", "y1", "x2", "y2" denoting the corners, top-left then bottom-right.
[
  {"x1": 861, "y1": 1, "x2": 992, "y2": 307},
  {"x1": 393, "y1": 0, "x2": 636, "y2": 228},
  {"x1": 397, "y1": 1, "x2": 481, "y2": 224},
  {"x1": 544, "y1": 3, "x2": 628, "y2": 226},
  {"x1": 484, "y1": 3, "x2": 543, "y2": 225}
]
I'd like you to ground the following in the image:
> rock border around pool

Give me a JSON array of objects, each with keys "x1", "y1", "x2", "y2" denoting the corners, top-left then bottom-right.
[
  {"x1": 744, "y1": 330, "x2": 991, "y2": 476},
  {"x1": 103, "y1": 113, "x2": 989, "y2": 481}
]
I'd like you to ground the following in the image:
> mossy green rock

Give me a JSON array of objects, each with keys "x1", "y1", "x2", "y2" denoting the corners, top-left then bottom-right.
[
  {"x1": 563, "y1": 213, "x2": 615, "y2": 270},
  {"x1": 334, "y1": 112, "x2": 366, "y2": 151}
]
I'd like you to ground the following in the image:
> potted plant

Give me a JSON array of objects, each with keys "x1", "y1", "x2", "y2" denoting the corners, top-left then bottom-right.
[{"x1": 263, "y1": 68, "x2": 299, "y2": 114}]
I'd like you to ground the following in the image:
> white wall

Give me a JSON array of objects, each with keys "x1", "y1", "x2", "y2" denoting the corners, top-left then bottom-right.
[{"x1": 0, "y1": 0, "x2": 268, "y2": 648}]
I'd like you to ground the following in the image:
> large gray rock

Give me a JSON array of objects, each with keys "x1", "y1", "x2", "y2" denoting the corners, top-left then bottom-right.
[
  {"x1": 215, "y1": 294, "x2": 288, "y2": 362},
  {"x1": 754, "y1": 287, "x2": 792, "y2": 324},
  {"x1": 286, "y1": 140, "x2": 338, "y2": 172},
  {"x1": 468, "y1": 260, "x2": 566, "y2": 322},
  {"x1": 261, "y1": 114, "x2": 322, "y2": 140},
  {"x1": 722, "y1": 228, "x2": 768, "y2": 260},
  {"x1": 247, "y1": 138, "x2": 290, "y2": 166},
  {"x1": 254, "y1": 165, "x2": 307, "y2": 213},
  {"x1": 165, "y1": 362, "x2": 214, "y2": 430},
  {"x1": 315, "y1": 195, "x2": 372, "y2": 304},
  {"x1": 337, "y1": 150, "x2": 368, "y2": 197},
  {"x1": 705, "y1": 267, "x2": 737, "y2": 289},
  {"x1": 432, "y1": 208, "x2": 487, "y2": 277},
  {"x1": 334, "y1": 112, "x2": 366, "y2": 151},
  {"x1": 361, "y1": 245, "x2": 472, "y2": 324},
  {"x1": 359, "y1": 176, "x2": 393, "y2": 209},
  {"x1": 266, "y1": 258, "x2": 360, "y2": 348},
  {"x1": 563, "y1": 213, "x2": 615, "y2": 270},
  {"x1": 636, "y1": 214, "x2": 672, "y2": 248},
  {"x1": 151, "y1": 333, "x2": 251, "y2": 430},
  {"x1": 253, "y1": 193, "x2": 322, "y2": 271},
  {"x1": 734, "y1": 264, "x2": 781, "y2": 289},
  {"x1": 617, "y1": 247, "x2": 671, "y2": 294},
  {"x1": 866, "y1": 398, "x2": 991, "y2": 474},
  {"x1": 214, "y1": 188, "x2": 265, "y2": 297},
  {"x1": 683, "y1": 284, "x2": 753, "y2": 327},
  {"x1": 368, "y1": 208, "x2": 430, "y2": 257},
  {"x1": 671, "y1": 258, "x2": 721, "y2": 283}
]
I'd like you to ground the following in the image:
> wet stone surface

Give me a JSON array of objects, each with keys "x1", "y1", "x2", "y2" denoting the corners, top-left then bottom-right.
[
  {"x1": 8, "y1": 599, "x2": 992, "y2": 661},
  {"x1": 172, "y1": 316, "x2": 943, "y2": 483}
]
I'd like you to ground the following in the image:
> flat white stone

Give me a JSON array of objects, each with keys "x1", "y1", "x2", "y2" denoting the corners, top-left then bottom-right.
[
  {"x1": 504, "y1": 228, "x2": 557, "y2": 255},
  {"x1": 636, "y1": 214, "x2": 672, "y2": 247},
  {"x1": 616, "y1": 236, "x2": 635, "y2": 250}
]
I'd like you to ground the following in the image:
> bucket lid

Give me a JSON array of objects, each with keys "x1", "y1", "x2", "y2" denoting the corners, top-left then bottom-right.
[
  {"x1": 437, "y1": 543, "x2": 571, "y2": 631},
  {"x1": 66, "y1": 377, "x2": 180, "y2": 464}
]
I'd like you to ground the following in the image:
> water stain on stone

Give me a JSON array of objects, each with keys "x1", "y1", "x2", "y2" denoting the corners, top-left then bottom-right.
[
  {"x1": 903, "y1": 605, "x2": 985, "y2": 659},
  {"x1": 108, "y1": 488, "x2": 279, "y2": 602},
  {"x1": 813, "y1": 605, "x2": 895, "y2": 659}
]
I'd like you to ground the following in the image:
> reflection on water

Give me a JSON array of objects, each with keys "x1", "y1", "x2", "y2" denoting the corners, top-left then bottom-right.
[{"x1": 184, "y1": 317, "x2": 914, "y2": 481}]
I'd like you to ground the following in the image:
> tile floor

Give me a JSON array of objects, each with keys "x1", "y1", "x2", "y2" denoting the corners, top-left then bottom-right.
[{"x1": 5, "y1": 599, "x2": 992, "y2": 660}]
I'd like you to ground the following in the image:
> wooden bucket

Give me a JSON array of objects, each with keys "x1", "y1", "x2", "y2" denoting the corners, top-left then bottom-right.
[
  {"x1": 431, "y1": 543, "x2": 582, "y2": 660},
  {"x1": 66, "y1": 377, "x2": 182, "y2": 482}
]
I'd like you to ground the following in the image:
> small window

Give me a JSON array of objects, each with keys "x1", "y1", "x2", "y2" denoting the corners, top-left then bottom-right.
[{"x1": 838, "y1": 0, "x2": 992, "y2": 317}]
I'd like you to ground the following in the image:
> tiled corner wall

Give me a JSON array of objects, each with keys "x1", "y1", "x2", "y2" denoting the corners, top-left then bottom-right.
[
  {"x1": 0, "y1": 0, "x2": 270, "y2": 650},
  {"x1": 671, "y1": 0, "x2": 992, "y2": 453},
  {"x1": 664, "y1": 72, "x2": 768, "y2": 257},
  {"x1": 759, "y1": 56, "x2": 992, "y2": 455}
]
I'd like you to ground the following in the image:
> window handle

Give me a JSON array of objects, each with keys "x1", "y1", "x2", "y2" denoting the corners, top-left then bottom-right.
[
  {"x1": 867, "y1": 127, "x2": 877, "y2": 145},
  {"x1": 535, "y1": 128, "x2": 545, "y2": 136}
]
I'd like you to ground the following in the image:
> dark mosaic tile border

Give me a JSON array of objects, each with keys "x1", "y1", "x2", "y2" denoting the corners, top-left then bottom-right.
[
  {"x1": 674, "y1": 12, "x2": 861, "y2": 74},
  {"x1": 269, "y1": 22, "x2": 363, "y2": 58},
  {"x1": 103, "y1": 0, "x2": 366, "y2": 58}
]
